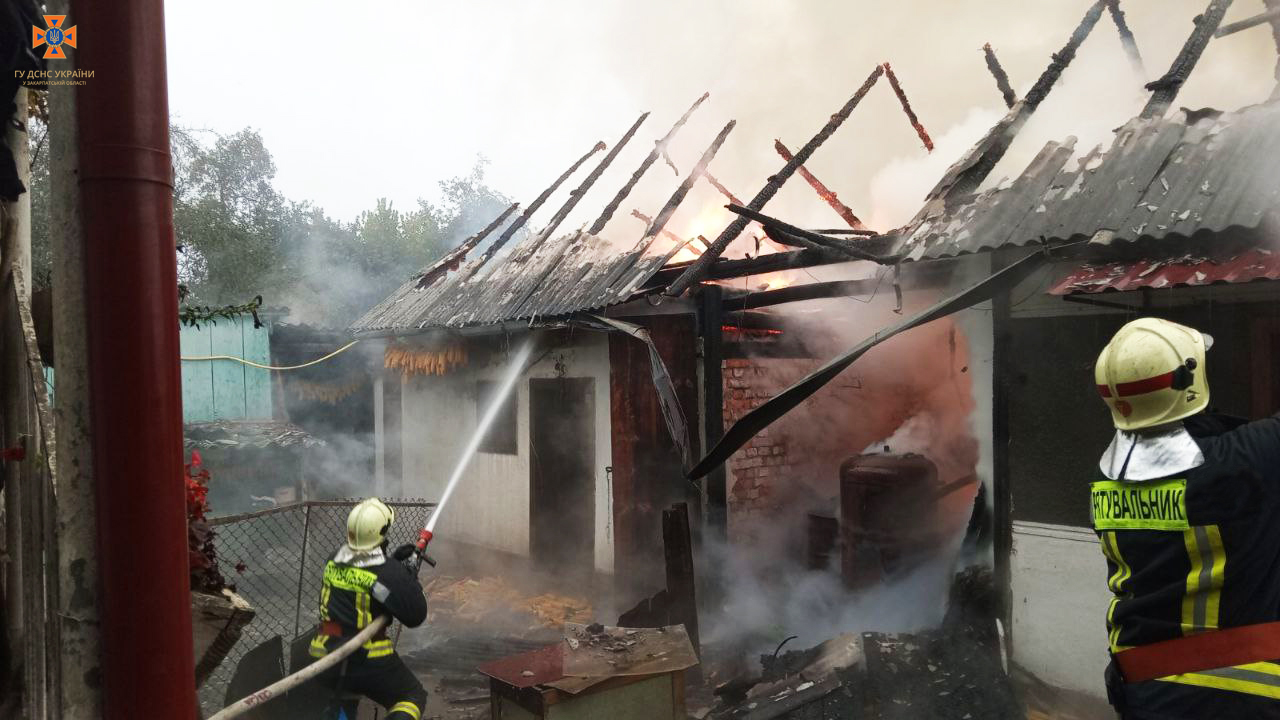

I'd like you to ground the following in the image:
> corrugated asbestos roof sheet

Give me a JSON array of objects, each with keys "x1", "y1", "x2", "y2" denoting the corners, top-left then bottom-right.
[
  {"x1": 1047, "y1": 248, "x2": 1280, "y2": 295},
  {"x1": 350, "y1": 230, "x2": 672, "y2": 334},
  {"x1": 891, "y1": 101, "x2": 1280, "y2": 261}
]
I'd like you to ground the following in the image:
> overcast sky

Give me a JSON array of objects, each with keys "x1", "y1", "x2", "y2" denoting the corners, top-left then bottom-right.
[{"x1": 164, "y1": 1, "x2": 1280, "y2": 243}]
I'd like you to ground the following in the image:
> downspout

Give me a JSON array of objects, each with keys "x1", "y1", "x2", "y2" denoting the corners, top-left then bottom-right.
[{"x1": 72, "y1": 0, "x2": 197, "y2": 718}]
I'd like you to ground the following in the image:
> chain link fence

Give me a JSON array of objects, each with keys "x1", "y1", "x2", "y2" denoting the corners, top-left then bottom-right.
[{"x1": 200, "y1": 498, "x2": 436, "y2": 714}]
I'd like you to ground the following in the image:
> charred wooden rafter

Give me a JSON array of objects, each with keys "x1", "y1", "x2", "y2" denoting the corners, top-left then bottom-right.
[
  {"x1": 882, "y1": 62, "x2": 935, "y2": 151},
  {"x1": 466, "y1": 141, "x2": 606, "y2": 278},
  {"x1": 524, "y1": 112, "x2": 650, "y2": 259},
  {"x1": 415, "y1": 202, "x2": 519, "y2": 289},
  {"x1": 773, "y1": 140, "x2": 866, "y2": 230},
  {"x1": 666, "y1": 66, "x2": 885, "y2": 297},
  {"x1": 630, "y1": 209, "x2": 685, "y2": 248},
  {"x1": 703, "y1": 171, "x2": 743, "y2": 206},
  {"x1": 1142, "y1": 0, "x2": 1233, "y2": 118},
  {"x1": 723, "y1": 278, "x2": 883, "y2": 311},
  {"x1": 1105, "y1": 0, "x2": 1147, "y2": 76},
  {"x1": 982, "y1": 43, "x2": 1018, "y2": 108},
  {"x1": 647, "y1": 248, "x2": 847, "y2": 289},
  {"x1": 727, "y1": 204, "x2": 892, "y2": 264},
  {"x1": 925, "y1": 1, "x2": 1106, "y2": 204},
  {"x1": 1212, "y1": 4, "x2": 1280, "y2": 37},
  {"x1": 636, "y1": 120, "x2": 738, "y2": 257},
  {"x1": 588, "y1": 92, "x2": 710, "y2": 235}
]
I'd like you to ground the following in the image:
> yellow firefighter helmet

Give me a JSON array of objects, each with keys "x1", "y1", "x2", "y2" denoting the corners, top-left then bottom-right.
[
  {"x1": 347, "y1": 497, "x2": 395, "y2": 551},
  {"x1": 1095, "y1": 318, "x2": 1211, "y2": 431}
]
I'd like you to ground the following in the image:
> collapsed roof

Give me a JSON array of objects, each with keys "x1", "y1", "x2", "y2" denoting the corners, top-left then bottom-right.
[{"x1": 888, "y1": 101, "x2": 1280, "y2": 262}]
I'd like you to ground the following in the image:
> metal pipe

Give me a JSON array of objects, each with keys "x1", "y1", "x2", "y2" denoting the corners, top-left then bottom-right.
[
  {"x1": 292, "y1": 504, "x2": 312, "y2": 640},
  {"x1": 73, "y1": 0, "x2": 197, "y2": 716}
]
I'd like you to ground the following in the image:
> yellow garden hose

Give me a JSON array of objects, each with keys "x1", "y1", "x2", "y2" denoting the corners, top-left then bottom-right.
[{"x1": 180, "y1": 340, "x2": 361, "y2": 371}]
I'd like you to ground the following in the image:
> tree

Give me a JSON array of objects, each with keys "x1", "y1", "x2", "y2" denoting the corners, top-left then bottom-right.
[
  {"x1": 27, "y1": 122, "x2": 515, "y2": 328},
  {"x1": 173, "y1": 127, "x2": 290, "y2": 303}
]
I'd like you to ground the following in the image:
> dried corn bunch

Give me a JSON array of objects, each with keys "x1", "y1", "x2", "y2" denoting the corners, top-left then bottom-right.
[
  {"x1": 384, "y1": 342, "x2": 468, "y2": 377},
  {"x1": 288, "y1": 375, "x2": 365, "y2": 405}
]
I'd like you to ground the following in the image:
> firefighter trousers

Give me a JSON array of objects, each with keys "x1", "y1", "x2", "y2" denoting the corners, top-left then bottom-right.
[{"x1": 318, "y1": 652, "x2": 427, "y2": 720}]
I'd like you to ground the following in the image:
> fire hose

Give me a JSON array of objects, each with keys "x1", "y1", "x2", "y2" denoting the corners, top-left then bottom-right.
[
  {"x1": 207, "y1": 530, "x2": 437, "y2": 720},
  {"x1": 209, "y1": 341, "x2": 530, "y2": 720},
  {"x1": 206, "y1": 616, "x2": 387, "y2": 720}
]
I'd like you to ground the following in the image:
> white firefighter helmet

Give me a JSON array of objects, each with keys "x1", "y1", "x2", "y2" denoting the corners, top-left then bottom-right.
[
  {"x1": 347, "y1": 497, "x2": 395, "y2": 551},
  {"x1": 1095, "y1": 317, "x2": 1211, "y2": 431}
]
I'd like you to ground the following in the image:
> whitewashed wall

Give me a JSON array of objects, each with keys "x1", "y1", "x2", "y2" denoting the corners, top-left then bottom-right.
[
  {"x1": 1011, "y1": 521, "x2": 1111, "y2": 697},
  {"x1": 398, "y1": 331, "x2": 615, "y2": 572}
]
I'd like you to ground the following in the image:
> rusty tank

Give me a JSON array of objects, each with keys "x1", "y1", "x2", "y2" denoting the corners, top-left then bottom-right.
[{"x1": 839, "y1": 451, "x2": 944, "y2": 590}]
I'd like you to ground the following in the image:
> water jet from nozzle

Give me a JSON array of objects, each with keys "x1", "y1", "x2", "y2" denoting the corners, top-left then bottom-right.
[{"x1": 425, "y1": 340, "x2": 532, "y2": 534}]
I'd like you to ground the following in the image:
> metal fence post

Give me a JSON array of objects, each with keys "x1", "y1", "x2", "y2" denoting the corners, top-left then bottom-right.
[{"x1": 293, "y1": 503, "x2": 312, "y2": 640}]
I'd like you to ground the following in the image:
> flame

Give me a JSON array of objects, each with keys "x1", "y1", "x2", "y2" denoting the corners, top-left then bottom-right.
[
  {"x1": 678, "y1": 204, "x2": 732, "y2": 243},
  {"x1": 762, "y1": 277, "x2": 793, "y2": 291},
  {"x1": 669, "y1": 246, "x2": 701, "y2": 263}
]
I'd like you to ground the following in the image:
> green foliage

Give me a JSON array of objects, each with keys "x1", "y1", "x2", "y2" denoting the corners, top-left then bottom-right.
[{"x1": 27, "y1": 122, "x2": 513, "y2": 329}]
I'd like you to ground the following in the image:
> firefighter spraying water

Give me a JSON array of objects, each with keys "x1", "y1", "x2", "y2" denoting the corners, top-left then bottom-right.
[{"x1": 210, "y1": 342, "x2": 533, "y2": 720}]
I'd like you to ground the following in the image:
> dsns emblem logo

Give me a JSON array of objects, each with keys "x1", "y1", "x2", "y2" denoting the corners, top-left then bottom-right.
[{"x1": 32, "y1": 15, "x2": 78, "y2": 60}]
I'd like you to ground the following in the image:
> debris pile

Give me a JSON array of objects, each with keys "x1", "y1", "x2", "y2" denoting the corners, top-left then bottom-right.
[{"x1": 423, "y1": 575, "x2": 593, "y2": 632}]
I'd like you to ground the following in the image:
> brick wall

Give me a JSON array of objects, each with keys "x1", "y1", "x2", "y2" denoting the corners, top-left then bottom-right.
[{"x1": 724, "y1": 358, "x2": 799, "y2": 535}]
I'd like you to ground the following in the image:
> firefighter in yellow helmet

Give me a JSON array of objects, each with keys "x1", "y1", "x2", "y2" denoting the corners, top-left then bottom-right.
[
  {"x1": 310, "y1": 498, "x2": 428, "y2": 720},
  {"x1": 1093, "y1": 318, "x2": 1280, "y2": 719}
]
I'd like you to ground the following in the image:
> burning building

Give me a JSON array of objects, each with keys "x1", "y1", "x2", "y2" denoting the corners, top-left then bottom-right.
[{"x1": 340, "y1": 1, "x2": 1280, "y2": 715}]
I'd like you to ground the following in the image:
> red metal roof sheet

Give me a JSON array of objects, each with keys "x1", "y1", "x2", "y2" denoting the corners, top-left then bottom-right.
[{"x1": 1048, "y1": 249, "x2": 1280, "y2": 295}]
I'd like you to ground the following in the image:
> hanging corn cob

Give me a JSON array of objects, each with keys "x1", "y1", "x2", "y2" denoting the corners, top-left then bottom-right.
[{"x1": 384, "y1": 342, "x2": 469, "y2": 377}]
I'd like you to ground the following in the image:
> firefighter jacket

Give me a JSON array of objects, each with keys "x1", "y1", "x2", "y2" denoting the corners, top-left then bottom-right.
[
  {"x1": 309, "y1": 548, "x2": 428, "y2": 662},
  {"x1": 1092, "y1": 412, "x2": 1280, "y2": 713}
]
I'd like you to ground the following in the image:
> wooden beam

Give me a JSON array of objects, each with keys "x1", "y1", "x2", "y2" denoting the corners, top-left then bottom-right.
[
  {"x1": 723, "y1": 278, "x2": 883, "y2": 312},
  {"x1": 983, "y1": 43, "x2": 1018, "y2": 108},
  {"x1": 1105, "y1": 0, "x2": 1147, "y2": 76},
  {"x1": 636, "y1": 121, "x2": 738, "y2": 256},
  {"x1": 526, "y1": 112, "x2": 650, "y2": 257},
  {"x1": 466, "y1": 141, "x2": 606, "y2": 278},
  {"x1": 1212, "y1": 5, "x2": 1280, "y2": 36},
  {"x1": 663, "y1": 502, "x2": 699, "y2": 657},
  {"x1": 773, "y1": 140, "x2": 866, "y2": 230},
  {"x1": 589, "y1": 93, "x2": 710, "y2": 235},
  {"x1": 1142, "y1": 0, "x2": 1234, "y2": 119},
  {"x1": 698, "y1": 286, "x2": 726, "y2": 540},
  {"x1": 728, "y1": 204, "x2": 892, "y2": 263},
  {"x1": 665, "y1": 66, "x2": 885, "y2": 297}
]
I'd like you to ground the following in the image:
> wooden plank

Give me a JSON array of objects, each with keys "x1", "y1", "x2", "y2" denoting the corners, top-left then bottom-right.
[
  {"x1": 698, "y1": 287, "x2": 726, "y2": 538},
  {"x1": 663, "y1": 502, "x2": 699, "y2": 657},
  {"x1": 209, "y1": 318, "x2": 247, "y2": 420},
  {"x1": 179, "y1": 324, "x2": 215, "y2": 423},
  {"x1": 241, "y1": 320, "x2": 272, "y2": 419}
]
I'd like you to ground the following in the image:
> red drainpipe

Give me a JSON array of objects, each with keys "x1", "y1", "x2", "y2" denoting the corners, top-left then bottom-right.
[{"x1": 73, "y1": 0, "x2": 197, "y2": 717}]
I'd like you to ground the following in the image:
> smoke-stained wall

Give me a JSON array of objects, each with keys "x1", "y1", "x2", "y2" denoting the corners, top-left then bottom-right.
[
  {"x1": 722, "y1": 255, "x2": 996, "y2": 562},
  {"x1": 398, "y1": 330, "x2": 616, "y2": 573}
]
